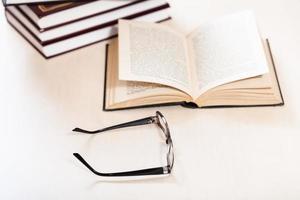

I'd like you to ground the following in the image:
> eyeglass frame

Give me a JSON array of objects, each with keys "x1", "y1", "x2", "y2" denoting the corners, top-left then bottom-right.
[{"x1": 73, "y1": 111, "x2": 174, "y2": 177}]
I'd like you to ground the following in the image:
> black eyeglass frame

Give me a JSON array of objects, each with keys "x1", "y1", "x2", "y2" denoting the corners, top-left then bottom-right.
[{"x1": 73, "y1": 111, "x2": 174, "y2": 177}]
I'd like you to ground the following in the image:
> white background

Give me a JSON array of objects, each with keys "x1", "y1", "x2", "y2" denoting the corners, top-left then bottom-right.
[{"x1": 0, "y1": 0, "x2": 300, "y2": 199}]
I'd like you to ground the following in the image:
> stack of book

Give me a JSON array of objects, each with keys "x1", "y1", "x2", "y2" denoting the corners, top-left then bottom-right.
[{"x1": 3, "y1": 0, "x2": 171, "y2": 58}]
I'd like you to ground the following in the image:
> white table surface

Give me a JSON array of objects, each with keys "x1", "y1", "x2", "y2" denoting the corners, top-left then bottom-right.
[{"x1": 0, "y1": 0, "x2": 300, "y2": 199}]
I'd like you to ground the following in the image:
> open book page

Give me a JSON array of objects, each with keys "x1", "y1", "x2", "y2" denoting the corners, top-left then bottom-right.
[
  {"x1": 106, "y1": 39, "x2": 191, "y2": 108},
  {"x1": 113, "y1": 81, "x2": 191, "y2": 107},
  {"x1": 118, "y1": 20, "x2": 193, "y2": 96},
  {"x1": 187, "y1": 11, "x2": 269, "y2": 97},
  {"x1": 195, "y1": 39, "x2": 283, "y2": 107}
]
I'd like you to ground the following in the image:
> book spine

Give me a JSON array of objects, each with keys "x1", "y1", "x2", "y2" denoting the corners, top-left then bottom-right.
[{"x1": 180, "y1": 102, "x2": 199, "y2": 109}]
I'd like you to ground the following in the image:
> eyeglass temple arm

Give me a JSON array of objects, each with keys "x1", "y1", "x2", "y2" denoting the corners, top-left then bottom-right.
[
  {"x1": 72, "y1": 116, "x2": 156, "y2": 134},
  {"x1": 73, "y1": 153, "x2": 169, "y2": 177}
]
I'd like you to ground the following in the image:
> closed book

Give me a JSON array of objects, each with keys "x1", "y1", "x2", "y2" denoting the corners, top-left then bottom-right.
[
  {"x1": 5, "y1": 1, "x2": 171, "y2": 58},
  {"x1": 6, "y1": 0, "x2": 169, "y2": 42},
  {"x1": 3, "y1": 0, "x2": 88, "y2": 6},
  {"x1": 17, "y1": 0, "x2": 146, "y2": 29}
]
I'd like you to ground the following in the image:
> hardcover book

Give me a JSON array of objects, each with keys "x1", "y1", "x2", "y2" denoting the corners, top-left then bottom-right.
[
  {"x1": 103, "y1": 12, "x2": 284, "y2": 111},
  {"x1": 3, "y1": 0, "x2": 80, "y2": 6},
  {"x1": 17, "y1": 0, "x2": 145, "y2": 29},
  {"x1": 25, "y1": 2, "x2": 86, "y2": 17},
  {"x1": 5, "y1": 0, "x2": 171, "y2": 58}
]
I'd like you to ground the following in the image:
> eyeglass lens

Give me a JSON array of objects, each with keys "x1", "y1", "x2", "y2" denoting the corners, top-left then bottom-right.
[{"x1": 155, "y1": 112, "x2": 174, "y2": 170}]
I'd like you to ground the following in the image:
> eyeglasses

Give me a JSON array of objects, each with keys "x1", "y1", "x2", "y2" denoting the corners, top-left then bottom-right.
[{"x1": 73, "y1": 111, "x2": 174, "y2": 177}]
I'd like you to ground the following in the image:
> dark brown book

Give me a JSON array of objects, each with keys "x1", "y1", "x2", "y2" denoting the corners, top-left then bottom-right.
[
  {"x1": 27, "y1": 1, "x2": 90, "y2": 17},
  {"x1": 5, "y1": 5, "x2": 171, "y2": 58},
  {"x1": 6, "y1": 2, "x2": 170, "y2": 43},
  {"x1": 3, "y1": 0, "x2": 87, "y2": 6},
  {"x1": 17, "y1": 0, "x2": 148, "y2": 30}
]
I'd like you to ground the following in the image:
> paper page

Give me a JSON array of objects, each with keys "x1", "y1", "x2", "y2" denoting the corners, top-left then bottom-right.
[
  {"x1": 113, "y1": 81, "x2": 190, "y2": 104},
  {"x1": 118, "y1": 20, "x2": 192, "y2": 95},
  {"x1": 187, "y1": 11, "x2": 269, "y2": 96},
  {"x1": 106, "y1": 38, "x2": 190, "y2": 107}
]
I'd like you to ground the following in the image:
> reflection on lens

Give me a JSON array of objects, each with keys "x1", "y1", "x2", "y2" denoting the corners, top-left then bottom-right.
[
  {"x1": 156, "y1": 111, "x2": 173, "y2": 171},
  {"x1": 156, "y1": 112, "x2": 169, "y2": 138},
  {"x1": 167, "y1": 143, "x2": 174, "y2": 169}
]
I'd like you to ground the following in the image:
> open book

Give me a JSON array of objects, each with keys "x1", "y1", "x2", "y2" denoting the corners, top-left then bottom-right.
[{"x1": 103, "y1": 11, "x2": 284, "y2": 111}]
